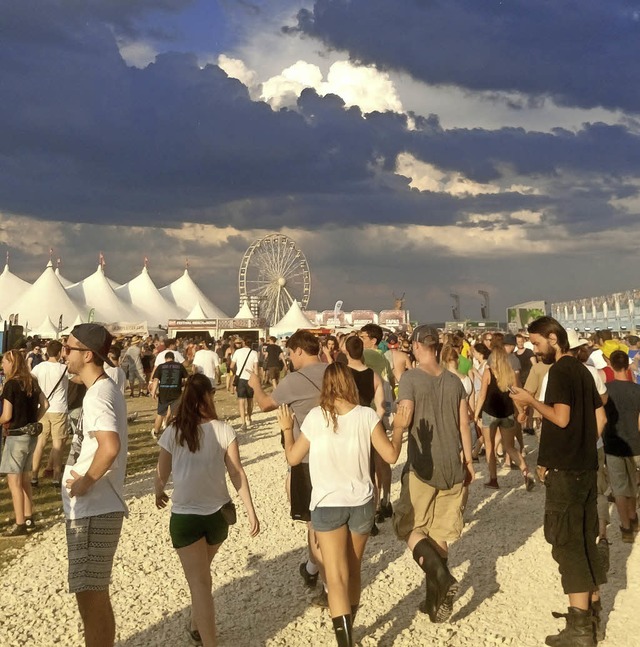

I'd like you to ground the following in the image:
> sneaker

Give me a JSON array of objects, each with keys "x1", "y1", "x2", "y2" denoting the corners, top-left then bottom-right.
[
  {"x1": 24, "y1": 517, "x2": 36, "y2": 533},
  {"x1": 299, "y1": 562, "x2": 318, "y2": 588},
  {"x1": 381, "y1": 502, "x2": 393, "y2": 518},
  {"x1": 5, "y1": 524, "x2": 28, "y2": 537},
  {"x1": 484, "y1": 479, "x2": 499, "y2": 489},
  {"x1": 240, "y1": 423, "x2": 247, "y2": 432},
  {"x1": 375, "y1": 509, "x2": 386, "y2": 524},
  {"x1": 621, "y1": 525, "x2": 635, "y2": 543},
  {"x1": 370, "y1": 522, "x2": 380, "y2": 537},
  {"x1": 30, "y1": 477, "x2": 39, "y2": 487},
  {"x1": 311, "y1": 589, "x2": 329, "y2": 608},
  {"x1": 631, "y1": 516, "x2": 639, "y2": 533},
  {"x1": 150, "y1": 429, "x2": 157, "y2": 440},
  {"x1": 523, "y1": 427, "x2": 535, "y2": 435}
]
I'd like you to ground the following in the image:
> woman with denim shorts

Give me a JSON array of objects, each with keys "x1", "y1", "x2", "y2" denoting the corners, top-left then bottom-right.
[
  {"x1": 475, "y1": 344, "x2": 533, "y2": 491},
  {"x1": 278, "y1": 362, "x2": 410, "y2": 647},
  {"x1": 155, "y1": 373, "x2": 260, "y2": 646}
]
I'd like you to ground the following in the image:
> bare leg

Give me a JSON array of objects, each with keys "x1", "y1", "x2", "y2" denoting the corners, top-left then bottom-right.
[
  {"x1": 21, "y1": 473, "x2": 33, "y2": 519},
  {"x1": 7, "y1": 473, "x2": 26, "y2": 524},
  {"x1": 346, "y1": 530, "x2": 369, "y2": 607},
  {"x1": 237, "y1": 398, "x2": 247, "y2": 426},
  {"x1": 176, "y1": 538, "x2": 221, "y2": 647},
  {"x1": 315, "y1": 525, "x2": 350, "y2": 616},
  {"x1": 76, "y1": 589, "x2": 115, "y2": 647},
  {"x1": 308, "y1": 524, "x2": 326, "y2": 584},
  {"x1": 50, "y1": 437, "x2": 66, "y2": 481},
  {"x1": 246, "y1": 398, "x2": 254, "y2": 425},
  {"x1": 481, "y1": 426, "x2": 497, "y2": 480},
  {"x1": 31, "y1": 433, "x2": 48, "y2": 478}
]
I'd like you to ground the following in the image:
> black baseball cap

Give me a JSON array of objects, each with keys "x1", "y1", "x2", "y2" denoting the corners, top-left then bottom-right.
[
  {"x1": 410, "y1": 325, "x2": 440, "y2": 345},
  {"x1": 71, "y1": 323, "x2": 115, "y2": 367}
]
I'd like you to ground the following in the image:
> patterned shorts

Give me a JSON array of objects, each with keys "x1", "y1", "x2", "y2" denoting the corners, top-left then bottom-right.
[{"x1": 66, "y1": 512, "x2": 124, "y2": 593}]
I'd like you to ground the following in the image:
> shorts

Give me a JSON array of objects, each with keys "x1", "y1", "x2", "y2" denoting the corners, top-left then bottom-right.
[
  {"x1": 481, "y1": 412, "x2": 515, "y2": 429},
  {"x1": 266, "y1": 366, "x2": 280, "y2": 381},
  {"x1": 0, "y1": 435, "x2": 37, "y2": 474},
  {"x1": 606, "y1": 454, "x2": 639, "y2": 498},
  {"x1": 392, "y1": 470, "x2": 464, "y2": 543},
  {"x1": 128, "y1": 367, "x2": 146, "y2": 384},
  {"x1": 157, "y1": 399, "x2": 179, "y2": 416},
  {"x1": 290, "y1": 463, "x2": 312, "y2": 522},
  {"x1": 236, "y1": 378, "x2": 254, "y2": 399},
  {"x1": 40, "y1": 412, "x2": 68, "y2": 444},
  {"x1": 170, "y1": 510, "x2": 229, "y2": 549},
  {"x1": 311, "y1": 499, "x2": 375, "y2": 535},
  {"x1": 543, "y1": 469, "x2": 606, "y2": 594},
  {"x1": 66, "y1": 512, "x2": 124, "y2": 593}
]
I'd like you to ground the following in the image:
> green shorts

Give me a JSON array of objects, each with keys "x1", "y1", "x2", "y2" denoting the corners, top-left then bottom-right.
[{"x1": 169, "y1": 510, "x2": 229, "y2": 549}]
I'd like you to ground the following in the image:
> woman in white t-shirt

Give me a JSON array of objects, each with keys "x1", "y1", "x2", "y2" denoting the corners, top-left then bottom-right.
[
  {"x1": 155, "y1": 374, "x2": 260, "y2": 647},
  {"x1": 278, "y1": 363, "x2": 410, "y2": 647}
]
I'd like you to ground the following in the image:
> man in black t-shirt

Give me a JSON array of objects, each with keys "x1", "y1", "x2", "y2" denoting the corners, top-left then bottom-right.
[
  {"x1": 511, "y1": 317, "x2": 606, "y2": 646},
  {"x1": 150, "y1": 352, "x2": 188, "y2": 439},
  {"x1": 263, "y1": 336, "x2": 287, "y2": 388}
]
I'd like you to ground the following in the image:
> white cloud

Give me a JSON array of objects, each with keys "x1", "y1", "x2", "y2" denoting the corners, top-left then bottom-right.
[
  {"x1": 116, "y1": 38, "x2": 157, "y2": 68},
  {"x1": 217, "y1": 54, "x2": 259, "y2": 92}
]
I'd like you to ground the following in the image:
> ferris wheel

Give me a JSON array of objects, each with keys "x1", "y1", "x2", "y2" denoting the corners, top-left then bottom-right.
[{"x1": 238, "y1": 234, "x2": 311, "y2": 325}]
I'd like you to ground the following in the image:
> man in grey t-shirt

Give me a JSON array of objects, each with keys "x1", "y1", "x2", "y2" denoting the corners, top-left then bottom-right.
[
  {"x1": 393, "y1": 325, "x2": 474, "y2": 624},
  {"x1": 249, "y1": 330, "x2": 328, "y2": 602}
]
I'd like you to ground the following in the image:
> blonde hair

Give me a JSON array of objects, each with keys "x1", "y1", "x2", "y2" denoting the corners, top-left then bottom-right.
[
  {"x1": 490, "y1": 345, "x2": 515, "y2": 392},
  {"x1": 440, "y1": 344, "x2": 459, "y2": 367},
  {"x1": 3, "y1": 349, "x2": 37, "y2": 396},
  {"x1": 319, "y1": 362, "x2": 360, "y2": 432}
]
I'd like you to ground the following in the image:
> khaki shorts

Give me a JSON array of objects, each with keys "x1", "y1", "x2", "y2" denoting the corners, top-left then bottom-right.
[
  {"x1": 40, "y1": 412, "x2": 68, "y2": 444},
  {"x1": 393, "y1": 470, "x2": 464, "y2": 543},
  {"x1": 606, "y1": 454, "x2": 639, "y2": 498}
]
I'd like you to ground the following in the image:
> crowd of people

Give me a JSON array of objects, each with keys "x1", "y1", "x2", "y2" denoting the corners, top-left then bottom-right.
[{"x1": 1, "y1": 319, "x2": 639, "y2": 646}]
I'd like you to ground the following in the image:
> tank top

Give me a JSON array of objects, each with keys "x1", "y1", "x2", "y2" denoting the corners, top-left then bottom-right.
[
  {"x1": 482, "y1": 369, "x2": 514, "y2": 418},
  {"x1": 349, "y1": 367, "x2": 375, "y2": 407}
]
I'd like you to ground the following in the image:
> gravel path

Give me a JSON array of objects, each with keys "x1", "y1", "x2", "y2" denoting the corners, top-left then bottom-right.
[{"x1": 1, "y1": 410, "x2": 637, "y2": 646}]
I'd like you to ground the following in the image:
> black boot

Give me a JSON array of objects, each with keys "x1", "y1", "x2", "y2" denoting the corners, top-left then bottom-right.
[
  {"x1": 350, "y1": 604, "x2": 359, "y2": 624},
  {"x1": 545, "y1": 607, "x2": 595, "y2": 647},
  {"x1": 332, "y1": 614, "x2": 353, "y2": 647},
  {"x1": 590, "y1": 599, "x2": 604, "y2": 642},
  {"x1": 412, "y1": 538, "x2": 458, "y2": 623}
]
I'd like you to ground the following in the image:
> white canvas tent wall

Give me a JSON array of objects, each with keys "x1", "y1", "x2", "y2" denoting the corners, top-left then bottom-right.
[
  {"x1": 160, "y1": 269, "x2": 228, "y2": 319},
  {"x1": 269, "y1": 300, "x2": 315, "y2": 336},
  {"x1": 186, "y1": 301, "x2": 210, "y2": 319},
  {"x1": 234, "y1": 301, "x2": 254, "y2": 319},
  {"x1": 66, "y1": 265, "x2": 143, "y2": 323},
  {"x1": 30, "y1": 316, "x2": 61, "y2": 339},
  {"x1": 0, "y1": 263, "x2": 30, "y2": 315},
  {"x1": 5, "y1": 261, "x2": 83, "y2": 330},
  {"x1": 115, "y1": 266, "x2": 184, "y2": 328},
  {"x1": 54, "y1": 267, "x2": 74, "y2": 288}
]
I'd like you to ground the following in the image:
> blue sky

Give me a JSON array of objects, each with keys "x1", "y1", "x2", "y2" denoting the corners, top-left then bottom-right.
[{"x1": 1, "y1": 0, "x2": 639, "y2": 322}]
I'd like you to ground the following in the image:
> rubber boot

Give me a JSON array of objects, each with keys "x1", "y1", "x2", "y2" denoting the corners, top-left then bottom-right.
[
  {"x1": 332, "y1": 614, "x2": 353, "y2": 647},
  {"x1": 412, "y1": 538, "x2": 458, "y2": 623},
  {"x1": 590, "y1": 599, "x2": 604, "y2": 642},
  {"x1": 545, "y1": 607, "x2": 595, "y2": 647}
]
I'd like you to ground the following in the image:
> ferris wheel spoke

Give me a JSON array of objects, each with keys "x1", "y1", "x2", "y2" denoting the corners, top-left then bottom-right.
[
  {"x1": 277, "y1": 241, "x2": 296, "y2": 277},
  {"x1": 279, "y1": 252, "x2": 302, "y2": 280}
]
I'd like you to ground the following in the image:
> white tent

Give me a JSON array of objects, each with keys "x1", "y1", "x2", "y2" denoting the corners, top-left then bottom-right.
[
  {"x1": 160, "y1": 269, "x2": 228, "y2": 319},
  {"x1": 269, "y1": 301, "x2": 315, "y2": 336},
  {"x1": 234, "y1": 301, "x2": 254, "y2": 319},
  {"x1": 66, "y1": 265, "x2": 143, "y2": 323},
  {"x1": 186, "y1": 301, "x2": 209, "y2": 320},
  {"x1": 4, "y1": 261, "x2": 83, "y2": 329},
  {"x1": 0, "y1": 262, "x2": 31, "y2": 315},
  {"x1": 54, "y1": 267, "x2": 74, "y2": 288},
  {"x1": 30, "y1": 315, "x2": 61, "y2": 339},
  {"x1": 115, "y1": 265, "x2": 184, "y2": 328}
]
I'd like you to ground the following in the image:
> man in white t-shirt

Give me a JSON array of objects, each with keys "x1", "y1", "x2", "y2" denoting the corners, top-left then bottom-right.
[
  {"x1": 230, "y1": 338, "x2": 259, "y2": 431},
  {"x1": 192, "y1": 341, "x2": 220, "y2": 387},
  {"x1": 153, "y1": 339, "x2": 186, "y2": 371},
  {"x1": 31, "y1": 339, "x2": 69, "y2": 486},
  {"x1": 61, "y1": 324, "x2": 128, "y2": 647}
]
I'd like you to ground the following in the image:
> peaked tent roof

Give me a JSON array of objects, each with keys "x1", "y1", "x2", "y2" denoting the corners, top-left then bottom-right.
[
  {"x1": 186, "y1": 301, "x2": 209, "y2": 319},
  {"x1": 234, "y1": 301, "x2": 254, "y2": 319},
  {"x1": 0, "y1": 263, "x2": 31, "y2": 314},
  {"x1": 115, "y1": 266, "x2": 185, "y2": 327},
  {"x1": 30, "y1": 315, "x2": 61, "y2": 339},
  {"x1": 66, "y1": 265, "x2": 143, "y2": 323},
  {"x1": 54, "y1": 267, "x2": 74, "y2": 288},
  {"x1": 270, "y1": 301, "x2": 315, "y2": 336},
  {"x1": 2, "y1": 261, "x2": 83, "y2": 328},
  {"x1": 160, "y1": 269, "x2": 228, "y2": 319}
]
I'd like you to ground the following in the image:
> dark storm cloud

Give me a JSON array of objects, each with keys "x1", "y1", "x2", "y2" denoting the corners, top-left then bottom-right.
[
  {"x1": 294, "y1": 0, "x2": 640, "y2": 114},
  {"x1": 0, "y1": 1, "x2": 639, "y2": 235}
]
